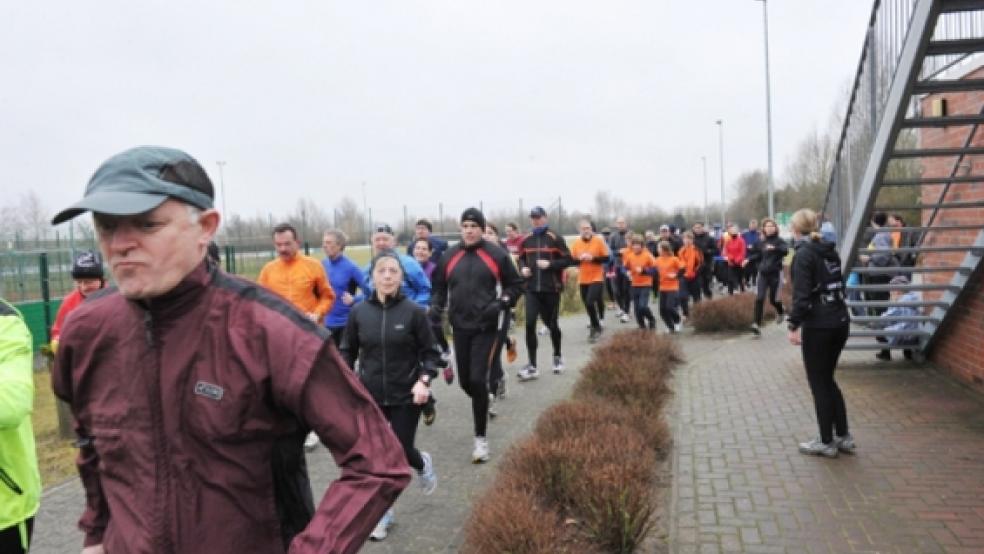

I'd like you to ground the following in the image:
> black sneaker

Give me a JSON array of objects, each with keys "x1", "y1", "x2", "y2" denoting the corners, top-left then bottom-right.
[
  {"x1": 875, "y1": 350, "x2": 891, "y2": 361},
  {"x1": 422, "y1": 398, "x2": 436, "y2": 426}
]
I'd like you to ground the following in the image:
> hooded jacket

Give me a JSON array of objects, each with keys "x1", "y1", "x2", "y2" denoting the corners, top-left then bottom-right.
[
  {"x1": 517, "y1": 227, "x2": 573, "y2": 293},
  {"x1": 341, "y1": 292, "x2": 440, "y2": 406},
  {"x1": 52, "y1": 261, "x2": 410, "y2": 554},
  {"x1": 431, "y1": 238, "x2": 525, "y2": 332},
  {"x1": 608, "y1": 230, "x2": 629, "y2": 268},
  {"x1": 0, "y1": 300, "x2": 40, "y2": 549},
  {"x1": 748, "y1": 234, "x2": 789, "y2": 275},
  {"x1": 787, "y1": 240, "x2": 850, "y2": 331},
  {"x1": 692, "y1": 231, "x2": 719, "y2": 269}
]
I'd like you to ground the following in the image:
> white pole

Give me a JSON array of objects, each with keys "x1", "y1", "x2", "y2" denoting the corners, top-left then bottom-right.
[
  {"x1": 716, "y1": 120, "x2": 726, "y2": 226},
  {"x1": 702, "y1": 156, "x2": 709, "y2": 225},
  {"x1": 756, "y1": 0, "x2": 776, "y2": 219}
]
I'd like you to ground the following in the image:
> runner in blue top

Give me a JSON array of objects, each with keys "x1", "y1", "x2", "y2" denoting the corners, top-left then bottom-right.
[
  {"x1": 364, "y1": 224, "x2": 431, "y2": 306},
  {"x1": 321, "y1": 229, "x2": 367, "y2": 346}
]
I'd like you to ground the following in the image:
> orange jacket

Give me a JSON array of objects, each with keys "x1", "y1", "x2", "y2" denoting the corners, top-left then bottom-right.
[
  {"x1": 257, "y1": 255, "x2": 335, "y2": 322},
  {"x1": 677, "y1": 245, "x2": 703, "y2": 280},
  {"x1": 653, "y1": 255, "x2": 686, "y2": 291},
  {"x1": 622, "y1": 248, "x2": 658, "y2": 287},
  {"x1": 571, "y1": 235, "x2": 610, "y2": 284}
]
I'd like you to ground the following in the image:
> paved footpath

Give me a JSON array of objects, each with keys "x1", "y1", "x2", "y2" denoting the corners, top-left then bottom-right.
[
  {"x1": 32, "y1": 314, "x2": 599, "y2": 553},
  {"x1": 670, "y1": 321, "x2": 984, "y2": 554}
]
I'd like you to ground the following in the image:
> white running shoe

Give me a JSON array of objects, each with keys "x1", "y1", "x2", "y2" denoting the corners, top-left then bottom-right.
[
  {"x1": 552, "y1": 356, "x2": 564, "y2": 374},
  {"x1": 488, "y1": 393, "x2": 498, "y2": 419},
  {"x1": 619, "y1": 313, "x2": 631, "y2": 324},
  {"x1": 369, "y1": 509, "x2": 394, "y2": 541},
  {"x1": 472, "y1": 437, "x2": 490, "y2": 463},
  {"x1": 537, "y1": 326, "x2": 548, "y2": 336},
  {"x1": 303, "y1": 431, "x2": 319, "y2": 451},
  {"x1": 418, "y1": 452, "x2": 437, "y2": 494},
  {"x1": 517, "y1": 364, "x2": 540, "y2": 381}
]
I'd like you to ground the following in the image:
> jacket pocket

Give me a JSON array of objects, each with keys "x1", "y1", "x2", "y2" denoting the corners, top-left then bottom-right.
[
  {"x1": 184, "y1": 380, "x2": 256, "y2": 442},
  {"x1": 89, "y1": 426, "x2": 127, "y2": 477},
  {"x1": 0, "y1": 466, "x2": 22, "y2": 495}
]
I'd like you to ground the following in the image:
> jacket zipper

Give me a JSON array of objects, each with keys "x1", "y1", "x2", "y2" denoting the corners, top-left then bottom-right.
[
  {"x1": 144, "y1": 311, "x2": 175, "y2": 554},
  {"x1": 0, "y1": 467, "x2": 23, "y2": 495},
  {"x1": 381, "y1": 304, "x2": 388, "y2": 405},
  {"x1": 535, "y1": 234, "x2": 543, "y2": 291}
]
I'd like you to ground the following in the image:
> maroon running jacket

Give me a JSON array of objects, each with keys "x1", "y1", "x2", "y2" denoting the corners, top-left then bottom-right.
[{"x1": 52, "y1": 261, "x2": 410, "y2": 553}]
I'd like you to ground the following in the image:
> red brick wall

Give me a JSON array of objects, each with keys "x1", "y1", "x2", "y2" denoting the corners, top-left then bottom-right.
[{"x1": 918, "y1": 64, "x2": 984, "y2": 392}]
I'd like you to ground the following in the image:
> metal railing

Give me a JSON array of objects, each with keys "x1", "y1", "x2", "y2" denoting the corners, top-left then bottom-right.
[{"x1": 822, "y1": 0, "x2": 984, "y2": 244}]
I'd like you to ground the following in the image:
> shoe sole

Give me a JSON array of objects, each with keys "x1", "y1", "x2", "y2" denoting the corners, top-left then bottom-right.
[
  {"x1": 798, "y1": 447, "x2": 839, "y2": 458},
  {"x1": 423, "y1": 415, "x2": 436, "y2": 426},
  {"x1": 552, "y1": 368, "x2": 563, "y2": 374},
  {"x1": 472, "y1": 456, "x2": 489, "y2": 464}
]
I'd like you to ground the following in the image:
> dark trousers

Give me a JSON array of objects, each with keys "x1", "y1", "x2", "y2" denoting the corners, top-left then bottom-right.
[
  {"x1": 381, "y1": 404, "x2": 424, "y2": 471},
  {"x1": 801, "y1": 326, "x2": 850, "y2": 444},
  {"x1": 658, "y1": 291, "x2": 681, "y2": 331},
  {"x1": 744, "y1": 260, "x2": 759, "y2": 286},
  {"x1": 754, "y1": 272, "x2": 784, "y2": 326},
  {"x1": 864, "y1": 273, "x2": 892, "y2": 316},
  {"x1": 525, "y1": 291, "x2": 562, "y2": 366},
  {"x1": 697, "y1": 266, "x2": 713, "y2": 299},
  {"x1": 684, "y1": 276, "x2": 702, "y2": 305},
  {"x1": 0, "y1": 517, "x2": 33, "y2": 554},
  {"x1": 678, "y1": 276, "x2": 690, "y2": 317},
  {"x1": 327, "y1": 326, "x2": 345, "y2": 348},
  {"x1": 631, "y1": 286, "x2": 655, "y2": 329},
  {"x1": 727, "y1": 265, "x2": 745, "y2": 294},
  {"x1": 452, "y1": 328, "x2": 497, "y2": 437},
  {"x1": 580, "y1": 283, "x2": 604, "y2": 330},
  {"x1": 614, "y1": 271, "x2": 632, "y2": 313}
]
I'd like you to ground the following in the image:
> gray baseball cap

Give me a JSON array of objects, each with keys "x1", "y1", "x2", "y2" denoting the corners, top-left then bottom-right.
[{"x1": 52, "y1": 146, "x2": 215, "y2": 225}]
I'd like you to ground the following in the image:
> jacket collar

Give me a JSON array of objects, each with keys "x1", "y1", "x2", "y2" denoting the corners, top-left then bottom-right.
[
  {"x1": 135, "y1": 259, "x2": 213, "y2": 320},
  {"x1": 368, "y1": 290, "x2": 406, "y2": 307}
]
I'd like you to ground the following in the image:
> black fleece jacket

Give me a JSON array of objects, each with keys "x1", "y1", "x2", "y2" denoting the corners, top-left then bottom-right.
[{"x1": 787, "y1": 240, "x2": 850, "y2": 331}]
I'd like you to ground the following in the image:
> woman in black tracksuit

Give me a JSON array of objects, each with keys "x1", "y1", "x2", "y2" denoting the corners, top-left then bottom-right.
[
  {"x1": 749, "y1": 218, "x2": 789, "y2": 335},
  {"x1": 341, "y1": 252, "x2": 442, "y2": 540},
  {"x1": 785, "y1": 209, "x2": 853, "y2": 459}
]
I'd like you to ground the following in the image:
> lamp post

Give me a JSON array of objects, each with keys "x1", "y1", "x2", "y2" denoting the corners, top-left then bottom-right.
[
  {"x1": 215, "y1": 161, "x2": 227, "y2": 219},
  {"x1": 702, "y1": 156, "x2": 709, "y2": 225},
  {"x1": 754, "y1": 0, "x2": 775, "y2": 219},
  {"x1": 716, "y1": 120, "x2": 726, "y2": 227}
]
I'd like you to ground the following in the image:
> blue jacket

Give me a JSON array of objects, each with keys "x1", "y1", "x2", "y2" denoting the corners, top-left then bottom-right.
[
  {"x1": 322, "y1": 254, "x2": 367, "y2": 329},
  {"x1": 405, "y1": 236, "x2": 449, "y2": 265},
  {"x1": 363, "y1": 253, "x2": 432, "y2": 307},
  {"x1": 882, "y1": 291, "x2": 920, "y2": 346},
  {"x1": 741, "y1": 229, "x2": 761, "y2": 253}
]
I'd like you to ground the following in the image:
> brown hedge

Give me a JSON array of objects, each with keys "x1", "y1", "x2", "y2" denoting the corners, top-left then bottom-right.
[{"x1": 689, "y1": 293, "x2": 777, "y2": 333}]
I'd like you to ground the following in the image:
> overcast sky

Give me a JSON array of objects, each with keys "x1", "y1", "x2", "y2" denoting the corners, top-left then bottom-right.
[{"x1": 2, "y1": 1, "x2": 873, "y2": 228}]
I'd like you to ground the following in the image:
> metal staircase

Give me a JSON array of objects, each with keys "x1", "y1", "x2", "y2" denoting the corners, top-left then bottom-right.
[{"x1": 821, "y1": 0, "x2": 984, "y2": 361}]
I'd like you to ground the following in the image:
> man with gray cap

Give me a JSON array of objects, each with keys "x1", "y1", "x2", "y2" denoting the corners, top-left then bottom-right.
[{"x1": 51, "y1": 146, "x2": 410, "y2": 554}]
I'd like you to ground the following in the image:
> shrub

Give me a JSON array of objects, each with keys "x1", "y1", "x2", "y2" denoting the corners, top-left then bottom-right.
[
  {"x1": 689, "y1": 293, "x2": 779, "y2": 333},
  {"x1": 463, "y1": 474, "x2": 575, "y2": 554},
  {"x1": 534, "y1": 399, "x2": 671, "y2": 458}
]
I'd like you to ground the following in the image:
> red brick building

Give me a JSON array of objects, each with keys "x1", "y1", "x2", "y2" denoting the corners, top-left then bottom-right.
[{"x1": 918, "y1": 62, "x2": 984, "y2": 392}]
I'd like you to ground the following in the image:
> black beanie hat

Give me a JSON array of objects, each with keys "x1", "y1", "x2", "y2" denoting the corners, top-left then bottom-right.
[
  {"x1": 71, "y1": 250, "x2": 104, "y2": 280},
  {"x1": 461, "y1": 207, "x2": 486, "y2": 229}
]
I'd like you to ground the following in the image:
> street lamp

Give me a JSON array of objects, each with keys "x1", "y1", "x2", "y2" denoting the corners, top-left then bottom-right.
[
  {"x1": 215, "y1": 160, "x2": 228, "y2": 219},
  {"x1": 701, "y1": 156, "x2": 709, "y2": 225},
  {"x1": 754, "y1": 0, "x2": 775, "y2": 219},
  {"x1": 716, "y1": 120, "x2": 726, "y2": 227}
]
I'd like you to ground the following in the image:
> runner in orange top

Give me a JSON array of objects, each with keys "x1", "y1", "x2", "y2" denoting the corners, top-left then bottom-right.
[
  {"x1": 571, "y1": 219, "x2": 610, "y2": 342},
  {"x1": 621, "y1": 236, "x2": 658, "y2": 329},
  {"x1": 653, "y1": 241, "x2": 686, "y2": 333},
  {"x1": 257, "y1": 223, "x2": 335, "y2": 323},
  {"x1": 677, "y1": 232, "x2": 704, "y2": 319}
]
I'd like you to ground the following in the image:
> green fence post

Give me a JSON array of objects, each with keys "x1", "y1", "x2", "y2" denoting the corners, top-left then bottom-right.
[
  {"x1": 224, "y1": 245, "x2": 233, "y2": 273},
  {"x1": 304, "y1": 242, "x2": 310, "y2": 256},
  {"x1": 40, "y1": 252, "x2": 52, "y2": 343}
]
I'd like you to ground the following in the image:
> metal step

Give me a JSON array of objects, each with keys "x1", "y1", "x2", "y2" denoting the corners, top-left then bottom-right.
[
  {"x1": 939, "y1": 0, "x2": 984, "y2": 14},
  {"x1": 850, "y1": 315, "x2": 941, "y2": 324},
  {"x1": 863, "y1": 225, "x2": 984, "y2": 233},
  {"x1": 892, "y1": 146, "x2": 984, "y2": 158},
  {"x1": 912, "y1": 78, "x2": 984, "y2": 94},
  {"x1": 880, "y1": 175, "x2": 984, "y2": 186},
  {"x1": 849, "y1": 329, "x2": 931, "y2": 338},
  {"x1": 846, "y1": 283, "x2": 961, "y2": 292},
  {"x1": 857, "y1": 245, "x2": 984, "y2": 254},
  {"x1": 849, "y1": 265, "x2": 972, "y2": 274},
  {"x1": 843, "y1": 343, "x2": 919, "y2": 351},
  {"x1": 874, "y1": 200, "x2": 984, "y2": 210},
  {"x1": 901, "y1": 114, "x2": 984, "y2": 127},
  {"x1": 845, "y1": 300, "x2": 950, "y2": 308},
  {"x1": 925, "y1": 38, "x2": 984, "y2": 56}
]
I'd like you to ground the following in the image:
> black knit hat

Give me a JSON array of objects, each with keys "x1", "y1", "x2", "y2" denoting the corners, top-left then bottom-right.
[
  {"x1": 461, "y1": 207, "x2": 486, "y2": 229},
  {"x1": 71, "y1": 250, "x2": 104, "y2": 279}
]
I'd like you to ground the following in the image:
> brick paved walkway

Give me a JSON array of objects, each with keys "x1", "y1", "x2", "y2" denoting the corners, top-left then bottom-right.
[
  {"x1": 32, "y1": 315, "x2": 598, "y2": 553},
  {"x1": 670, "y1": 321, "x2": 984, "y2": 554}
]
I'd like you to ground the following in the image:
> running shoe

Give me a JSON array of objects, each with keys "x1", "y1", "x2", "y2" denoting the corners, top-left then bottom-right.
[
  {"x1": 875, "y1": 350, "x2": 891, "y2": 361},
  {"x1": 303, "y1": 431, "x2": 320, "y2": 451},
  {"x1": 673, "y1": 322, "x2": 683, "y2": 333},
  {"x1": 588, "y1": 327, "x2": 601, "y2": 343},
  {"x1": 615, "y1": 309, "x2": 624, "y2": 318},
  {"x1": 835, "y1": 434, "x2": 856, "y2": 454},
  {"x1": 488, "y1": 393, "x2": 497, "y2": 419},
  {"x1": 472, "y1": 437, "x2": 490, "y2": 463},
  {"x1": 537, "y1": 326, "x2": 548, "y2": 336},
  {"x1": 552, "y1": 356, "x2": 564, "y2": 374},
  {"x1": 775, "y1": 312, "x2": 785, "y2": 326},
  {"x1": 505, "y1": 336, "x2": 518, "y2": 363},
  {"x1": 369, "y1": 509, "x2": 394, "y2": 541},
  {"x1": 442, "y1": 358, "x2": 455, "y2": 385},
  {"x1": 418, "y1": 452, "x2": 437, "y2": 494},
  {"x1": 750, "y1": 323, "x2": 761, "y2": 337},
  {"x1": 798, "y1": 437, "x2": 838, "y2": 458},
  {"x1": 619, "y1": 313, "x2": 631, "y2": 324},
  {"x1": 517, "y1": 364, "x2": 540, "y2": 381}
]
